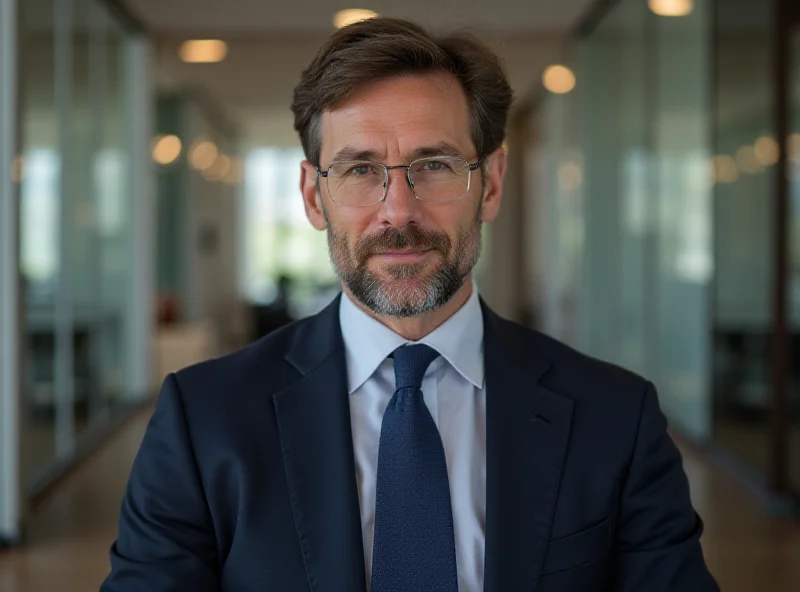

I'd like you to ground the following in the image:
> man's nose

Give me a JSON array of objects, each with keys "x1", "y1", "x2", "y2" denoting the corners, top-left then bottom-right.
[{"x1": 379, "y1": 168, "x2": 423, "y2": 227}]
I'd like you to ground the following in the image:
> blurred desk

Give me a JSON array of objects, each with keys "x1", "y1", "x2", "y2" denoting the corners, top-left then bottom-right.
[{"x1": 151, "y1": 321, "x2": 217, "y2": 390}]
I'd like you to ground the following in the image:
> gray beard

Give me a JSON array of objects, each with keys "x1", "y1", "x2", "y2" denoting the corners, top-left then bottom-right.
[
  {"x1": 337, "y1": 257, "x2": 465, "y2": 318},
  {"x1": 325, "y1": 207, "x2": 483, "y2": 318}
]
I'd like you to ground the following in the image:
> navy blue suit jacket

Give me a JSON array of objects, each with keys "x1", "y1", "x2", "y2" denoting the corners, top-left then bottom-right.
[{"x1": 100, "y1": 295, "x2": 719, "y2": 591}]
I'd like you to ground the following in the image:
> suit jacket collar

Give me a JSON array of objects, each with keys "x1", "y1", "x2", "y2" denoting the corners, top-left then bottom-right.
[
  {"x1": 284, "y1": 294, "x2": 345, "y2": 376},
  {"x1": 276, "y1": 293, "x2": 574, "y2": 591}
]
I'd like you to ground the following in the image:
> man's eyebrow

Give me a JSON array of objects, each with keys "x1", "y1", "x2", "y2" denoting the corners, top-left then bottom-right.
[
  {"x1": 328, "y1": 142, "x2": 467, "y2": 165},
  {"x1": 330, "y1": 147, "x2": 386, "y2": 164},
  {"x1": 408, "y1": 142, "x2": 465, "y2": 160}
]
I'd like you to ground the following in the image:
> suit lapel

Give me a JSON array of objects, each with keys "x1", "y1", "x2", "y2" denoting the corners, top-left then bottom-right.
[
  {"x1": 272, "y1": 295, "x2": 367, "y2": 592},
  {"x1": 481, "y1": 303, "x2": 574, "y2": 592}
]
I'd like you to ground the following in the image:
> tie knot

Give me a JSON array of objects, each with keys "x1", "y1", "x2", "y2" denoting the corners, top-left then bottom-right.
[{"x1": 391, "y1": 344, "x2": 440, "y2": 390}]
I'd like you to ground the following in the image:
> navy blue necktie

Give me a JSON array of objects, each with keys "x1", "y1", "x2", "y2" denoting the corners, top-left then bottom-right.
[{"x1": 371, "y1": 344, "x2": 459, "y2": 592}]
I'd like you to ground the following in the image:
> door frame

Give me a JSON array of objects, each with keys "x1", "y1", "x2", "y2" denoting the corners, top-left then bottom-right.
[{"x1": 770, "y1": 0, "x2": 800, "y2": 497}]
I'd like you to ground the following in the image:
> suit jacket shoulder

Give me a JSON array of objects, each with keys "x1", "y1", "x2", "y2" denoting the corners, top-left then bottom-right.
[{"x1": 484, "y1": 305, "x2": 650, "y2": 403}]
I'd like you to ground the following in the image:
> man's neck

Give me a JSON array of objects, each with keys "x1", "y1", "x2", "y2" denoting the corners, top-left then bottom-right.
[{"x1": 343, "y1": 278, "x2": 474, "y2": 342}]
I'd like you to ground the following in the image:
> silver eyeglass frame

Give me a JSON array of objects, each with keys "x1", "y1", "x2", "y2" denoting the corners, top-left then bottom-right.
[{"x1": 316, "y1": 155, "x2": 483, "y2": 207}]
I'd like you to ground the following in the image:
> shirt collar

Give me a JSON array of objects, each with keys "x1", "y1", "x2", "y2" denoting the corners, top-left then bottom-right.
[{"x1": 339, "y1": 281, "x2": 485, "y2": 394}]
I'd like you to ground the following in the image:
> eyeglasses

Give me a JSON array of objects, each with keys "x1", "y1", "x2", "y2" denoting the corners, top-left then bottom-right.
[{"x1": 317, "y1": 155, "x2": 483, "y2": 207}]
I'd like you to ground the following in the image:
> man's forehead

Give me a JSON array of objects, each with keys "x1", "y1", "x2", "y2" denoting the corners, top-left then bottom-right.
[
  {"x1": 318, "y1": 74, "x2": 474, "y2": 163},
  {"x1": 318, "y1": 125, "x2": 475, "y2": 165}
]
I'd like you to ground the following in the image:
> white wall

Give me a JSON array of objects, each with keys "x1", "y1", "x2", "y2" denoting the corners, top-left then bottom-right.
[{"x1": 181, "y1": 102, "x2": 241, "y2": 351}]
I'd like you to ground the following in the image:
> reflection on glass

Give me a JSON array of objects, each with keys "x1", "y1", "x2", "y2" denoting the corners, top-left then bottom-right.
[
  {"x1": 711, "y1": 0, "x2": 774, "y2": 475},
  {"x1": 20, "y1": 0, "x2": 61, "y2": 485},
  {"x1": 651, "y1": 0, "x2": 712, "y2": 441},
  {"x1": 531, "y1": 0, "x2": 713, "y2": 441},
  {"x1": 19, "y1": 0, "x2": 135, "y2": 488},
  {"x1": 75, "y1": 0, "x2": 132, "y2": 439},
  {"x1": 576, "y1": 0, "x2": 648, "y2": 374}
]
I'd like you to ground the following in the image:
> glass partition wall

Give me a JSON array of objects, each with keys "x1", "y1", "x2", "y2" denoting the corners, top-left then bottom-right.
[
  {"x1": 521, "y1": 0, "x2": 800, "y2": 505},
  {"x1": 710, "y1": 0, "x2": 776, "y2": 485},
  {"x1": 527, "y1": 0, "x2": 713, "y2": 441},
  {"x1": 1, "y1": 0, "x2": 23, "y2": 546},
  {"x1": 16, "y1": 0, "x2": 150, "y2": 498}
]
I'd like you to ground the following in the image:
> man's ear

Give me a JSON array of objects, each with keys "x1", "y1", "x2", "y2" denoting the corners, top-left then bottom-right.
[
  {"x1": 480, "y1": 146, "x2": 507, "y2": 223},
  {"x1": 300, "y1": 160, "x2": 327, "y2": 230}
]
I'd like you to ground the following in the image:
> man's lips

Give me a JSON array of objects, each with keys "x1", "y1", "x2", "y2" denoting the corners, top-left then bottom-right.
[{"x1": 372, "y1": 249, "x2": 432, "y2": 261}]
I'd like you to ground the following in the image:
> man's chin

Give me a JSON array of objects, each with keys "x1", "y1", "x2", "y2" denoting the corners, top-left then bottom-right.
[
  {"x1": 363, "y1": 291, "x2": 440, "y2": 318},
  {"x1": 367, "y1": 257, "x2": 437, "y2": 281}
]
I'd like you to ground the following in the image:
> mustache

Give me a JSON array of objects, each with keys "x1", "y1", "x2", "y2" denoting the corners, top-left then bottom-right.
[{"x1": 354, "y1": 225, "x2": 451, "y2": 264}]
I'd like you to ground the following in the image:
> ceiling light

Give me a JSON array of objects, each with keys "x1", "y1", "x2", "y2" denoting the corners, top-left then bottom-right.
[
  {"x1": 203, "y1": 155, "x2": 232, "y2": 182},
  {"x1": 558, "y1": 162, "x2": 583, "y2": 191},
  {"x1": 754, "y1": 136, "x2": 779, "y2": 166},
  {"x1": 789, "y1": 133, "x2": 800, "y2": 159},
  {"x1": 543, "y1": 65, "x2": 576, "y2": 95},
  {"x1": 11, "y1": 155, "x2": 23, "y2": 183},
  {"x1": 334, "y1": 9, "x2": 378, "y2": 29},
  {"x1": 712, "y1": 155, "x2": 739, "y2": 184},
  {"x1": 179, "y1": 40, "x2": 228, "y2": 63},
  {"x1": 736, "y1": 145, "x2": 763, "y2": 175},
  {"x1": 649, "y1": 0, "x2": 694, "y2": 17},
  {"x1": 152, "y1": 134, "x2": 182, "y2": 165},
  {"x1": 223, "y1": 157, "x2": 243, "y2": 185},
  {"x1": 188, "y1": 139, "x2": 219, "y2": 171}
]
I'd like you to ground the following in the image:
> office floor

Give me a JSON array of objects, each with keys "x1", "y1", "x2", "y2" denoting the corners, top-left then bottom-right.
[{"x1": 1, "y1": 407, "x2": 800, "y2": 591}]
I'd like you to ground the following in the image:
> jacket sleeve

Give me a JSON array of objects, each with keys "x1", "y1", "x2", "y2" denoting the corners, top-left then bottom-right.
[
  {"x1": 99, "y1": 373, "x2": 220, "y2": 592},
  {"x1": 612, "y1": 381, "x2": 719, "y2": 591}
]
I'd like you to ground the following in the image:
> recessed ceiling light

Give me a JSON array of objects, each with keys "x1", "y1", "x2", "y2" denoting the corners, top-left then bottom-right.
[
  {"x1": 736, "y1": 145, "x2": 762, "y2": 175},
  {"x1": 542, "y1": 65, "x2": 576, "y2": 95},
  {"x1": 188, "y1": 139, "x2": 219, "y2": 170},
  {"x1": 558, "y1": 162, "x2": 583, "y2": 191},
  {"x1": 223, "y1": 157, "x2": 244, "y2": 185},
  {"x1": 754, "y1": 135, "x2": 779, "y2": 166},
  {"x1": 712, "y1": 155, "x2": 739, "y2": 184},
  {"x1": 203, "y1": 155, "x2": 232, "y2": 182},
  {"x1": 152, "y1": 134, "x2": 182, "y2": 165},
  {"x1": 179, "y1": 39, "x2": 228, "y2": 63},
  {"x1": 10, "y1": 155, "x2": 23, "y2": 183},
  {"x1": 790, "y1": 133, "x2": 800, "y2": 159},
  {"x1": 649, "y1": 0, "x2": 694, "y2": 17},
  {"x1": 334, "y1": 9, "x2": 378, "y2": 29}
]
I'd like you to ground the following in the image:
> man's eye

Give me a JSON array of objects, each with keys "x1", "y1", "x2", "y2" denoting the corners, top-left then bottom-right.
[
  {"x1": 422, "y1": 161, "x2": 450, "y2": 172},
  {"x1": 349, "y1": 165, "x2": 374, "y2": 176}
]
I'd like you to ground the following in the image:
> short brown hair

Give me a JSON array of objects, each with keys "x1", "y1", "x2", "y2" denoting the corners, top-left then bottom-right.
[{"x1": 291, "y1": 18, "x2": 513, "y2": 166}]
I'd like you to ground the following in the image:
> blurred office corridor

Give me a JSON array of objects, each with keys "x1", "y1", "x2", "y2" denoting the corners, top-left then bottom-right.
[
  {"x1": 3, "y1": 0, "x2": 800, "y2": 589},
  {"x1": 0, "y1": 407, "x2": 799, "y2": 591}
]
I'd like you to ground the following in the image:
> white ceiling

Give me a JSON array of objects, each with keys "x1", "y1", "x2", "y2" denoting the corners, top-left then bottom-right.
[
  {"x1": 122, "y1": 0, "x2": 595, "y2": 144},
  {"x1": 153, "y1": 32, "x2": 568, "y2": 146},
  {"x1": 124, "y1": 0, "x2": 595, "y2": 35}
]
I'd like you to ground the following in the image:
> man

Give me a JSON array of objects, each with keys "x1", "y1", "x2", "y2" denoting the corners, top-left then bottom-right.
[{"x1": 100, "y1": 18, "x2": 719, "y2": 592}]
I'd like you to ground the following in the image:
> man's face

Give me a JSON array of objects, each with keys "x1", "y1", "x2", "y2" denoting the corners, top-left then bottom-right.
[{"x1": 300, "y1": 72, "x2": 506, "y2": 317}]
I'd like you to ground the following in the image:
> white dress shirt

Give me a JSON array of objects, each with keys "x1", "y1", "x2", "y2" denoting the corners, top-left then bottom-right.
[{"x1": 339, "y1": 284, "x2": 487, "y2": 592}]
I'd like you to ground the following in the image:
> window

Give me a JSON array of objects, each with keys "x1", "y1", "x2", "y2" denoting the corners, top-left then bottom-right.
[{"x1": 240, "y1": 147, "x2": 338, "y2": 314}]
